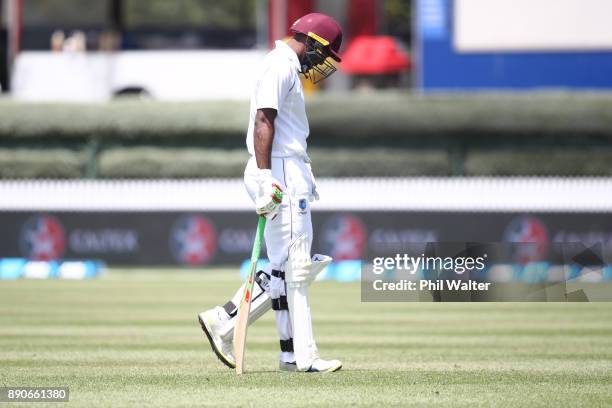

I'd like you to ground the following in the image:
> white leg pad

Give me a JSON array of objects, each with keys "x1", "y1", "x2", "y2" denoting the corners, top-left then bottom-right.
[
  {"x1": 217, "y1": 266, "x2": 272, "y2": 341},
  {"x1": 285, "y1": 234, "x2": 313, "y2": 284},
  {"x1": 287, "y1": 281, "x2": 319, "y2": 371},
  {"x1": 309, "y1": 254, "x2": 333, "y2": 283},
  {"x1": 284, "y1": 235, "x2": 332, "y2": 370}
]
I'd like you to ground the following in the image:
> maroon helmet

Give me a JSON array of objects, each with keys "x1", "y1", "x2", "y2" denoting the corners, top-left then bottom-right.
[
  {"x1": 291, "y1": 13, "x2": 343, "y2": 62},
  {"x1": 290, "y1": 13, "x2": 343, "y2": 83}
]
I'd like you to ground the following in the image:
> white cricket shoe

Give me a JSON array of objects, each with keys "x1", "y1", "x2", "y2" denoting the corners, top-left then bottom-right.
[
  {"x1": 279, "y1": 358, "x2": 342, "y2": 373},
  {"x1": 198, "y1": 307, "x2": 235, "y2": 369},
  {"x1": 307, "y1": 358, "x2": 342, "y2": 373}
]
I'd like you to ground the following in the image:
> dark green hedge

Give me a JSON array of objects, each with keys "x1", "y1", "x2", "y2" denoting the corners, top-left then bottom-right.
[
  {"x1": 2, "y1": 146, "x2": 612, "y2": 178},
  {"x1": 96, "y1": 147, "x2": 451, "y2": 178},
  {"x1": 309, "y1": 148, "x2": 450, "y2": 176},
  {"x1": 98, "y1": 147, "x2": 249, "y2": 178},
  {"x1": 307, "y1": 93, "x2": 612, "y2": 147},
  {"x1": 1, "y1": 93, "x2": 611, "y2": 178},
  {"x1": 465, "y1": 149, "x2": 612, "y2": 176},
  {"x1": 0, "y1": 148, "x2": 86, "y2": 178},
  {"x1": 95, "y1": 147, "x2": 612, "y2": 178},
  {"x1": 0, "y1": 100, "x2": 248, "y2": 144},
  {"x1": 2, "y1": 93, "x2": 612, "y2": 146}
]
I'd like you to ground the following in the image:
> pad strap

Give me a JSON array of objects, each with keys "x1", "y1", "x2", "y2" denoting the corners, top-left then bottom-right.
[
  {"x1": 272, "y1": 296, "x2": 288, "y2": 310},
  {"x1": 279, "y1": 338, "x2": 294, "y2": 352},
  {"x1": 271, "y1": 269, "x2": 285, "y2": 280}
]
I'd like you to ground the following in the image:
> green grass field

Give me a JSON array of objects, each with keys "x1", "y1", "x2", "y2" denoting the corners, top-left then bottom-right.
[{"x1": 1, "y1": 269, "x2": 611, "y2": 407}]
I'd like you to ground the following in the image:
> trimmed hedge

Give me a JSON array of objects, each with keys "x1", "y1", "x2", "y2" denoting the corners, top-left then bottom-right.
[
  {"x1": 1, "y1": 93, "x2": 612, "y2": 146},
  {"x1": 96, "y1": 147, "x2": 612, "y2": 178},
  {"x1": 307, "y1": 93, "x2": 612, "y2": 146},
  {"x1": 1, "y1": 146, "x2": 612, "y2": 178},
  {"x1": 1, "y1": 93, "x2": 611, "y2": 178},
  {"x1": 0, "y1": 148, "x2": 86, "y2": 178},
  {"x1": 0, "y1": 100, "x2": 248, "y2": 143},
  {"x1": 98, "y1": 147, "x2": 249, "y2": 178},
  {"x1": 465, "y1": 149, "x2": 612, "y2": 176},
  {"x1": 309, "y1": 148, "x2": 450, "y2": 176},
  {"x1": 96, "y1": 147, "x2": 451, "y2": 178}
]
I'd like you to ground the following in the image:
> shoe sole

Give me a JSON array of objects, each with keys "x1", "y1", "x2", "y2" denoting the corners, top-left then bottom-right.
[
  {"x1": 313, "y1": 363, "x2": 342, "y2": 373},
  {"x1": 282, "y1": 362, "x2": 343, "y2": 373},
  {"x1": 198, "y1": 314, "x2": 235, "y2": 369}
]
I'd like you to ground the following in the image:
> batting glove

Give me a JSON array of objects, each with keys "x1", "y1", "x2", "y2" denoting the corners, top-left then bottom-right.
[{"x1": 255, "y1": 169, "x2": 284, "y2": 219}]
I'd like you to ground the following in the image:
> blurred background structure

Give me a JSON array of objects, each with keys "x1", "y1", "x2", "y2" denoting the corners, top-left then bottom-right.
[
  {"x1": 3, "y1": 0, "x2": 612, "y2": 97},
  {"x1": 0, "y1": 0, "x2": 611, "y2": 274},
  {"x1": 2, "y1": 0, "x2": 414, "y2": 98}
]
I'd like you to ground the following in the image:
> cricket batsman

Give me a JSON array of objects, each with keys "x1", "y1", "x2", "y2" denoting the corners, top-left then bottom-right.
[{"x1": 198, "y1": 13, "x2": 343, "y2": 373}]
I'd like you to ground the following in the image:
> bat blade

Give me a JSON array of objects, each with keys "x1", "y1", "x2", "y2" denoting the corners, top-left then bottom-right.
[
  {"x1": 233, "y1": 263, "x2": 257, "y2": 375},
  {"x1": 233, "y1": 216, "x2": 266, "y2": 375}
]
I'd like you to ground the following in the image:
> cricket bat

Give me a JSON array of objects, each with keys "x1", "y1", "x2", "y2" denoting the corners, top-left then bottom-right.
[{"x1": 233, "y1": 215, "x2": 266, "y2": 375}]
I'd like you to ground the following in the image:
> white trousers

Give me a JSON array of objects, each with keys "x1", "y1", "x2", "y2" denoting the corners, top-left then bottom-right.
[
  {"x1": 244, "y1": 156, "x2": 314, "y2": 269},
  {"x1": 244, "y1": 155, "x2": 318, "y2": 366}
]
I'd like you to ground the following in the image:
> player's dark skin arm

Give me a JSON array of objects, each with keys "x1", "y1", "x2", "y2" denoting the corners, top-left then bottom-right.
[{"x1": 254, "y1": 108, "x2": 277, "y2": 170}]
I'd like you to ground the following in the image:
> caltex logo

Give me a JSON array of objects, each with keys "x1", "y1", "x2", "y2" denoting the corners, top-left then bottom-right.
[
  {"x1": 320, "y1": 214, "x2": 367, "y2": 260},
  {"x1": 20, "y1": 215, "x2": 66, "y2": 260},
  {"x1": 503, "y1": 216, "x2": 549, "y2": 263},
  {"x1": 169, "y1": 215, "x2": 217, "y2": 265}
]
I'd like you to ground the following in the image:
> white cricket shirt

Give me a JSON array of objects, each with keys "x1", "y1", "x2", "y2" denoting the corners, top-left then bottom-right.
[{"x1": 246, "y1": 40, "x2": 309, "y2": 158}]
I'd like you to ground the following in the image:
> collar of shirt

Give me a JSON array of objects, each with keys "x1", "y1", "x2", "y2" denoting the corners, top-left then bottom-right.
[{"x1": 275, "y1": 40, "x2": 301, "y2": 73}]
